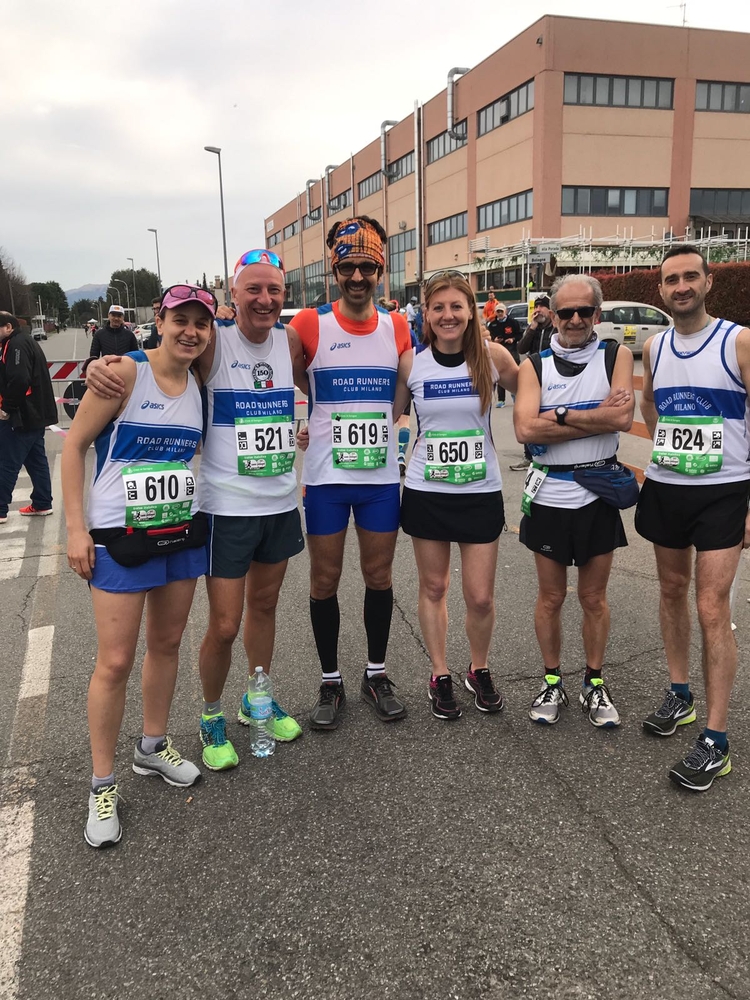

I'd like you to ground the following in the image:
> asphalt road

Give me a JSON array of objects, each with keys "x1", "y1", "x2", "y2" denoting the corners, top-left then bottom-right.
[{"x1": 1, "y1": 331, "x2": 749, "y2": 999}]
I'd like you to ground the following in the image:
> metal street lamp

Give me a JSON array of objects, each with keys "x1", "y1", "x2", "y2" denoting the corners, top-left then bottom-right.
[
  {"x1": 107, "y1": 285, "x2": 121, "y2": 305},
  {"x1": 112, "y1": 278, "x2": 130, "y2": 320},
  {"x1": 127, "y1": 257, "x2": 138, "y2": 322},
  {"x1": 204, "y1": 145, "x2": 230, "y2": 304},
  {"x1": 147, "y1": 228, "x2": 162, "y2": 290}
]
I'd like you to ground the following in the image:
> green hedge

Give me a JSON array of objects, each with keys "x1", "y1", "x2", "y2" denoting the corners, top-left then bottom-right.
[{"x1": 596, "y1": 262, "x2": 750, "y2": 327}]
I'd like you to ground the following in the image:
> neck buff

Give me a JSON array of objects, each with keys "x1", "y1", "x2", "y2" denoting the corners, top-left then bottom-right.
[
  {"x1": 329, "y1": 219, "x2": 385, "y2": 269},
  {"x1": 550, "y1": 331, "x2": 599, "y2": 364}
]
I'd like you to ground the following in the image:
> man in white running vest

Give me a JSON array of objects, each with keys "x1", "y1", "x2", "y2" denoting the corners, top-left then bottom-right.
[
  {"x1": 514, "y1": 274, "x2": 634, "y2": 730},
  {"x1": 637, "y1": 245, "x2": 750, "y2": 792}
]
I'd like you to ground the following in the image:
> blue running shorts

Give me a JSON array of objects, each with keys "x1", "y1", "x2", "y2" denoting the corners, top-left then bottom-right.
[
  {"x1": 303, "y1": 483, "x2": 401, "y2": 536},
  {"x1": 90, "y1": 544, "x2": 207, "y2": 594}
]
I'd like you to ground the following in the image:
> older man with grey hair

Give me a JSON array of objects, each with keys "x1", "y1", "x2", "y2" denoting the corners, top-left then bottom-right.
[{"x1": 513, "y1": 273, "x2": 635, "y2": 728}]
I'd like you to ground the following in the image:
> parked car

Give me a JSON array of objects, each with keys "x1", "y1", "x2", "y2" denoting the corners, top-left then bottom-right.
[
  {"x1": 279, "y1": 309, "x2": 302, "y2": 325},
  {"x1": 32, "y1": 329, "x2": 47, "y2": 341},
  {"x1": 505, "y1": 302, "x2": 530, "y2": 334},
  {"x1": 134, "y1": 323, "x2": 154, "y2": 348},
  {"x1": 595, "y1": 301, "x2": 671, "y2": 355}
]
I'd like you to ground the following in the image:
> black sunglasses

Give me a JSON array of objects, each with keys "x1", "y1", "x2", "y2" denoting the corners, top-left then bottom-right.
[
  {"x1": 335, "y1": 261, "x2": 380, "y2": 277},
  {"x1": 555, "y1": 306, "x2": 597, "y2": 320},
  {"x1": 426, "y1": 269, "x2": 468, "y2": 285}
]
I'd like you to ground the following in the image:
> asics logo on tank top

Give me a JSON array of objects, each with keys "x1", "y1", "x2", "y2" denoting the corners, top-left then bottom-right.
[
  {"x1": 140, "y1": 400, "x2": 165, "y2": 410},
  {"x1": 547, "y1": 383, "x2": 567, "y2": 391},
  {"x1": 329, "y1": 342, "x2": 352, "y2": 351},
  {"x1": 231, "y1": 360, "x2": 254, "y2": 370}
]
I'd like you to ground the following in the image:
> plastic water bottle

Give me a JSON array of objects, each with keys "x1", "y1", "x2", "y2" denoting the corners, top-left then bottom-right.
[{"x1": 247, "y1": 666, "x2": 275, "y2": 758}]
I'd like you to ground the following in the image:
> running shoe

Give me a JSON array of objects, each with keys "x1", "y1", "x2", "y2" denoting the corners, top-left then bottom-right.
[
  {"x1": 361, "y1": 672, "x2": 407, "y2": 721},
  {"x1": 310, "y1": 682, "x2": 346, "y2": 730},
  {"x1": 529, "y1": 674, "x2": 568, "y2": 724},
  {"x1": 238, "y1": 695, "x2": 302, "y2": 741},
  {"x1": 464, "y1": 667, "x2": 504, "y2": 713},
  {"x1": 398, "y1": 455, "x2": 407, "y2": 476},
  {"x1": 133, "y1": 736, "x2": 201, "y2": 787},
  {"x1": 199, "y1": 713, "x2": 239, "y2": 770},
  {"x1": 669, "y1": 734, "x2": 731, "y2": 792},
  {"x1": 579, "y1": 678, "x2": 620, "y2": 728},
  {"x1": 19, "y1": 505, "x2": 53, "y2": 516},
  {"x1": 84, "y1": 784, "x2": 122, "y2": 849},
  {"x1": 509, "y1": 459, "x2": 530, "y2": 472},
  {"x1": 642, "y1": 690, "x2": 696, "y2": 737},
  {"x1": 429, "y1": 674, "x2": 462, "y2": 720},
  {"x1": 495, "y1": 400, "x2": 505, "y2": 408}
]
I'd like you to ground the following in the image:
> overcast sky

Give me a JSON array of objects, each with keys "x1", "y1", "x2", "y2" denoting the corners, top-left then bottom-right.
[{"x1": 3, "y1": 0, "x2": 749, "y2": 292}]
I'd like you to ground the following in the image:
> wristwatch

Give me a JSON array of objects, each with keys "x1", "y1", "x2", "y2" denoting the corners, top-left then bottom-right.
[{"x1": 555, "y1": 406, "x2": 569, "y2": 426}]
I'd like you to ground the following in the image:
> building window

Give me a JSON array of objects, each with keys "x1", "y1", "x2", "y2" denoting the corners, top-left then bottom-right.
[
  {"x1": 358, "y1": 172, "x2": 383, "y2": 200},
  {"x1": 387, "y1": 151, "x2": 414, "y2": 184},
  {"x1": 283, "y1": 222, "x2": 298, "y2": 240},
  {"x1": 285, "y1": 268, "x2": 301, "y2": 307},
  {"x1": 388, "y1": 229, "x2": 416, "y2": 306},
  {"x1": 477, "y1": 79, "x2": 535, "y2": 137},
  {"x1": 267, "y1": 231, "x2": 281, "y2": 247},
  {"x1": 477, "y1": 190, "x2": 533, "y2": 231},
  {"x1": 427, "y1": 212, "x2": 467, "y2": 245},
  {"x1": 562, "y1": 186, "x2": 669, "y2": 216},
  {"x1": 426, "y1": 121, "x2": 467, "y2": 164},
  {"x1": 328, "y1": 189, "x2": 351, "y2": 215},
  {"x1": 690, "y1": 188, "x2": 750, "y2": 217},
  {"x1": 304, "y1": 260, "x2": 325, "y2": 305},
  {"x1": 303, "y1": 212, "x2": 320, "y2": 229},
  {"x1": 696, "y1": 81, "x2": 750, "y2": 113},
  {"x1": 563, "y1": 74, "x2": 673, "y2": 109}
]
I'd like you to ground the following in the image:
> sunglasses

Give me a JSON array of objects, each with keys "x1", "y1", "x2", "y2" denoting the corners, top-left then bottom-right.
[
  {"x1": 555, "y1": 306, "x2": 597, "y2": 320},
  {"x1": 237, "y1": 249, "x2": 285, "y2": 272},
  {"x1": 335, "y1": 261, "x2": 380, "y2": 277},
  {"x1": 426, "y1": 269, "x2": 468, "y2": 285},
  {"x1": 163, "y1": 284, "x2": 218, "y2": 309}
]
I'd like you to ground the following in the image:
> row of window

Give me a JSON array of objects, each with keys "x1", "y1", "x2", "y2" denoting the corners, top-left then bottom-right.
[
  {"x1": 358, "y1": 171, "x2": 382, "y2": 200},
  {"x1": 303, "y1": 212, "x2": 320, "y2": 229},
  {"x1": 564, "y1": 73, "x2": 673, "y2": 110},
  {"x1": 426, "y1": 122, "x2": 467, "y2": 164},
  {"x1": 388, "y1": 150, "x2": 414, "y2": 184},
  {"x1": 478, "y1": 190, "x2": 533, "y2": 231},
  {"x1": 285, "y1": 268, "x2": 301, "y2": 306},
  {"x1": 477, "y1": 80, "x2": 534, "y2": 137},
  {"x1": 388, "y1": 228, "x2": 416, "y2": 306},
  {"x1": 561, "y1": 186, "x2": 668, "y2": 217},
  {"x1": 283, "y1": 221, "x2": 298, "y2": 240},
  {"x1": 328, "y1": 189, "x2": 351, "y2": 215},
  {"x1": 428, "y1": 212, "x2": 467, "y2": 245},
  {"x1": 267, "y1": 231, "x2": 281, "y2": 247},
  {"x1": 690, "y1": 188, "x2": 750, "y2": 219},
  {"x1": 696, "y1": 81, "x2": 750, "y2": 114}
]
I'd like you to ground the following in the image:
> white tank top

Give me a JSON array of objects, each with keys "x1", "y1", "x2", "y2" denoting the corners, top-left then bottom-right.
[
  {"x1": 302, "y1": 304, "x2": 400, "y2": 487},
  {"x1": 198, "y1": 321, "x2": 297, "y2": 516},
  {"x1": 88, "y1": 354, "x2": 203, "y2": 529},
  {"x1": 646, "y1": 318, "x2": 750, "y2": 485},
  {"x1": 405, "y1": 345, "x2": 502, "y2": 494},
  {"x1": 533, "y1": 341, "x2": 619, "y2": 509}
]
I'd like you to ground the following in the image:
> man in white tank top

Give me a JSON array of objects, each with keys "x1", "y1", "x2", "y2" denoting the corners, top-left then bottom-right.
[
  {"x1": 514, "y1": 274, "x2": 634, "y2": 730},
  {"x1": 638, "y1": 245, "x2": 750, "y2": 792}
]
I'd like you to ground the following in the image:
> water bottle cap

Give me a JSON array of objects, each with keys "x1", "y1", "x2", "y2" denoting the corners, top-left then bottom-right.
[{"x1": 254, "y1": 665, "x2": 264, "y2": 674}]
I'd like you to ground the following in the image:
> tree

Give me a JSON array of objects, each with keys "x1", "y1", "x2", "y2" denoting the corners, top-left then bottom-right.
[
  {"x1": 70, "y1": 298, "x2": 96, "y2": 327},
  {"x1": 29, "y1": 280, "x2": 70, "y2": 325},
  {"x1": 109, "y1": 267, "x2": 160, "y2": 320},
  {"x1": 0, "y1": 248, "x2": 31, "y2": 318},
  {"x1": 201, "y1": 272, "x2": 208, "y2": 291}
]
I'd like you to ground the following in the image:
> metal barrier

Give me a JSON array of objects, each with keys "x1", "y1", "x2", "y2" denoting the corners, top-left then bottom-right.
[{"x1": 47, "y1": 360, "x2": 86, "y2": 429}]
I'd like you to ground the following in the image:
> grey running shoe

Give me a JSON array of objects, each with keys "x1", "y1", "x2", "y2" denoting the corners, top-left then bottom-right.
[
  {"x1": 529, "y1": 674, "x2": 568, "y2": 724},
  {"x1": 579, "y1": 679, "x2": 621, "y2": 728},
  {"x1": 85, "y1": 784, "x2": 122, "y2": 848},
  {"x1": 509, "y1": 458, "x2": 531, "y2": 471},
  {"x1": 133, "y1": 736, "x2": 201, "y2": 787}
]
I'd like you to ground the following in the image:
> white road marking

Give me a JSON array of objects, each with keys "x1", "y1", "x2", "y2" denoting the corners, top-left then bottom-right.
[
  {"x1": 18, "y1": 626, "x2": 55, "y2": 700},
  {"x1": 0, "y1": 540, "x2": 27, "y2": 581},
  {"x1": 38, "y1": 456, "x2": 63, "y2": 578}
]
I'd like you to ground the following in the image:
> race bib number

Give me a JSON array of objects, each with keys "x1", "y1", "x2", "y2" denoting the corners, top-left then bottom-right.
[
  {"x1": 331, "y1": 412, "x2": 388, "y2": 470},
  {"x1": 122, "y1": 462, "x2": 194, "y2": 527},
  {"x1": 424, "y1": 429, "x2": 486, "y2": 485},
  {"x1": 235, "y1": 415, "x2": 295, "y2": 476},
  {"x1": 521, "y1": 464, "x2": 548, "y2": 516},
  {"x1": 652, "y1": 416, "x2": 723, "y2": 475}
]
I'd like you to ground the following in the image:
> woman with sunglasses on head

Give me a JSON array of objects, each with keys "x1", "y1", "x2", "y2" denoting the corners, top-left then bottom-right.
[
  {"x1": 393, "y1": 272, "x2": 518, "y2": 719},
  {"x1": 62, "y1": 284, "x2": 216, "y2": 848}
]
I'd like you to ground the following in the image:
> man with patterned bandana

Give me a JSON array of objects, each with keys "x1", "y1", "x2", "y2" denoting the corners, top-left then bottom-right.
[
  {"x1": 637, "y1": 245, "x2": 750, "y2": 792},
  {"x1": 290, "y1": 217, "x2": 412, "y2": 730}
]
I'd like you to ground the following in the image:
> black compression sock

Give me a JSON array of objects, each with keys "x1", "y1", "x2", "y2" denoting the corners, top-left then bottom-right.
[
  {"x1": 310, "y1": 595, "x2": 340, "y2": 675},
  {"x1": 364, "y1": 586, "x2": 393, "y2": 665}
]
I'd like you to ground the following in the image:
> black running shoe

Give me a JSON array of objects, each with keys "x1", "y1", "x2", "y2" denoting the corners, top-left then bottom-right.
[
  {"x1": 361, "y1": 672, "x2": 407, "y2": 721},
  {"x1": 310, "y1": 682, "x2": 346, "y2": 730},
  {"x1": 429, "y1": 674, "x2": 462, "y2": 720},
  {"x1": 464, "y1": 667, "x2": 504, "y2": 713},
  {"x1": 669, "y1": 734, "x2": 731, "y2": 792},
  {"x1": 643, "y1": 690, "x2": 696, "y2": 736}
]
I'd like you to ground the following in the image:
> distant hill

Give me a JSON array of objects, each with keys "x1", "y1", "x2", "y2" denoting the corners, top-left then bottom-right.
[{"x1": 65, "y1": 283, "x2": 108, "y2": 305}]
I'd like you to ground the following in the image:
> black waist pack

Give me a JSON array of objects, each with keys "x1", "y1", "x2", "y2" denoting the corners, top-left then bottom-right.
[
  {"x1": 90, "y1": 511, "x2": 209, "y2": 568},
  {"x1": 572, "y1": 461, "x2": 640, "y2": 510}
]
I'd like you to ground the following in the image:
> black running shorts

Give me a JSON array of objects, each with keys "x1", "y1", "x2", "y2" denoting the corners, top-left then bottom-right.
[
  {"x1": 635, "y1": 478, "x2": 750, "y2": 551},
  {"x1": 520, "y1": 498, "x2": 627, "y2": 566}
]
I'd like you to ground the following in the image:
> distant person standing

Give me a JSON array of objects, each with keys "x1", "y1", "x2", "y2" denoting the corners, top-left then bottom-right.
[
  {"x1": 144, "y1": 295, "x2": 163, "y2": 350},
  {"x1": 0, "y1": 311, "x2": 57, "y2": 523},
  {"x1": 488, "y1": 304, "x2": 521, "y2": 407},
  {"x1": 482, "y1": 290, "x2": 498, "y2": 324},
  {"x1": 406, "y1": 296, "x2": 419, "y2": 333},
  {"x1": 89, "y1": 305, "x2": 138, "y2": 358}
]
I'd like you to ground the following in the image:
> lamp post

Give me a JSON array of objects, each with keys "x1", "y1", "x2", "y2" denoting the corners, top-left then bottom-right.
[
  {"x1": 147, "y1": 228, "x2": 162, "y2": 290},
  {"x1": 127, "y1": 257, "x2": 138, "y2": 322},
  {"x1": 107, "y1": 285, "x2": 121, "y2": 305},
  {"x1": 112, "y1": 278, "x2": 130, "y2": 321},
  {"x1": 204, "y1": 145, "x2": 230, "y2": 304}
]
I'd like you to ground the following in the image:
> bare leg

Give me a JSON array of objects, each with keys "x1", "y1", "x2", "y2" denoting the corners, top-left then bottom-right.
[
  {"x1": 653, "y1": 544, "x2": 693, "y2": 684},
  {"x1": 458, "y1": 540, "x2": 499, "y2": 670},
  {"x1": 242, "y1": 559, "x2": 289, "y2": 672},
  {"x1": 411, "y1": 538, "x2": 452, "y2": 675},
  {"x1": 577, "y1": 551, "x2": 615, "y2": 670},
  {"x1": 142, "y1": 577, "x2": 198, "y2": 737},
  {"x1": 533, "y1": 554, "x2": 567, "y2": 670},
  {"x1": 695, "y1": 544, "x2": 742, "y2": 731},
  {"x1": 198, "y1": 576, "x2": 245, "y2": 703}
]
